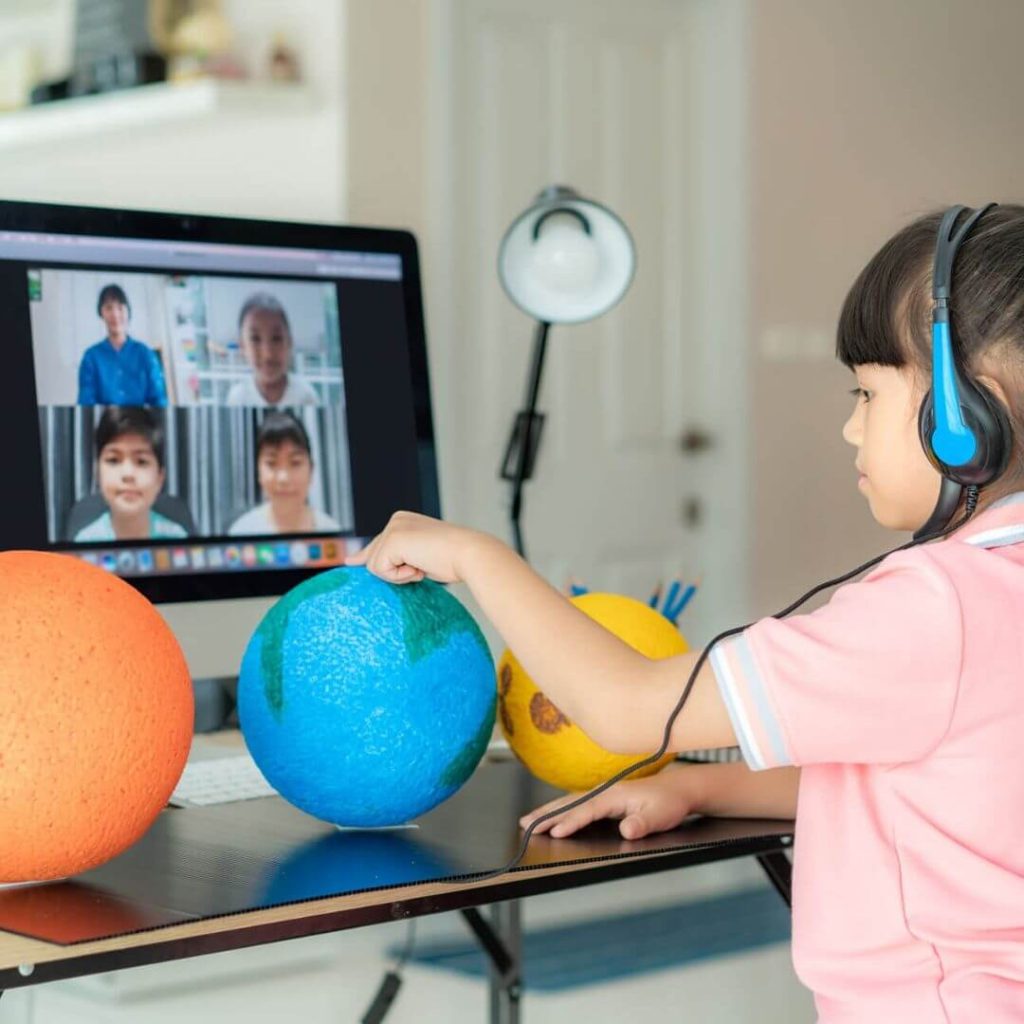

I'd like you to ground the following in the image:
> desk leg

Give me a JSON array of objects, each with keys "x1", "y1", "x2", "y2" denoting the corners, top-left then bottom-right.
[
  {"x1": 756, "y1": 849, "x2": 793, "y2": 908},
  {"x1": 460, "y1": 901, "x2": 523, "y2": 1024},
  {"x1": 490, "y1": 901, "x2": 522, "y2": 1024}
]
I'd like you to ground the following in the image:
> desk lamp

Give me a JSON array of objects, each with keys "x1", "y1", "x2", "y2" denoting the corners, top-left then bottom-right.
[{"x1": 497, "y1": 185, "x2": 636, "y2": 558}]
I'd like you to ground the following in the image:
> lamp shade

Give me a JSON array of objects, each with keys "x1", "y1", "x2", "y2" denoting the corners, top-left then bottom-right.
[{"x1": 497, "y1": 185, "x2": 636, "y2": 324}]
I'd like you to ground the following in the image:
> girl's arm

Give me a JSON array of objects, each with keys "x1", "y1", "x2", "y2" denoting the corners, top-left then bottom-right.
[
  {"x1": 688, "y1": 761, "x2": 799, "y2": 819},
  {"x1": 522, "y1": 762, "x2": 799, "y2": 840},
  {"x1": 349, "y1": 514, "x2": 737, "y2": 756}
]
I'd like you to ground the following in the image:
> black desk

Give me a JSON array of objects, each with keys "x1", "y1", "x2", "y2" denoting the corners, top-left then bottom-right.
[{"x1": 0, "y1": 757, "x2": 794, "y2": 1022}]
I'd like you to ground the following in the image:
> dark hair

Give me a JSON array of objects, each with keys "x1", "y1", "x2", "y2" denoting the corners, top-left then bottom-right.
[
  {"x1": 256, "y1": 410, "x2": 311, "y2": 459},
  {"x1": 238, "y1": 292, "x2": 291, "y2": 335},
  {"x1": 94, "y1": 406, "x2": 165, "y2": 468},
  {"x1": 837, "y1": 204, "x2": 1024, "y2": 484},
  {"x1": 97, "y1": 283, "x2": 130, "y2": 317}
]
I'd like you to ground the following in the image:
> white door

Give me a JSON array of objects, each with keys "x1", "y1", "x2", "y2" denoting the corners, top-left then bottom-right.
[{"x1": 424, "y1": 0, "x2": 753, "y2": 648}]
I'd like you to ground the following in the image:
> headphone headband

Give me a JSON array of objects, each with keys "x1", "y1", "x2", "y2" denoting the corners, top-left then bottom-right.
[
  {"x1": 915, "y1": 201, "x2": 1011, "y2": 539},
  {"x1": 931, "y1": 203, "x2": 996, "y2": 307}
]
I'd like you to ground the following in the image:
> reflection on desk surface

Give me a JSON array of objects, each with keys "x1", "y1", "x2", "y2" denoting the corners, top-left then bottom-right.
[{"x1": 0, "y1": 759, "x2": 792, "y2": 948}]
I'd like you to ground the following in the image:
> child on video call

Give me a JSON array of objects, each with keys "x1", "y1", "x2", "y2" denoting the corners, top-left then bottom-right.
[
  {"x1": 229, "y1": 411, "x2": 340, "y2": 535},
  {"x1": 226, "y1": 292, "x2": 318, "y2": 407},
  {"x1": 348, "y1": 205, "x2": 1024, "y2": 1020},
  {"x1": 74, "y1": 406, "x2": 186, "y2": 542},
  {"x1": 77, "y1": 283, "x2": 168, "y2": 407}
]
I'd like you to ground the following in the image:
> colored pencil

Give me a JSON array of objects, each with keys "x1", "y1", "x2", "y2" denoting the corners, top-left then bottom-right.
[
  {"x1": 670, "y1": 575, "x2": 702, "y2": 622},
  {"x1": 663, "y1": 579, "x2": 681, "y2": 619}
]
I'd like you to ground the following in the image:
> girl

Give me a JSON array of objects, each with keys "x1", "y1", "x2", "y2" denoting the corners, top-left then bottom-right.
[
  {"x1": 226, "y1": 292, "x2": 318, "y2": 406},
  {"x1": 347, "y1": 205, "x2": 1024, "y2": 1021},
  {"x1": 229, "y1": 411, "x2": 340, "y2": 535}
]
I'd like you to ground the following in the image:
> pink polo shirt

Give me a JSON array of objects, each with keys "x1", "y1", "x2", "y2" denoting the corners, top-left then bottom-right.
[{"x1": 710, "y1": 492, "x2": 1024, "y2": 1023}]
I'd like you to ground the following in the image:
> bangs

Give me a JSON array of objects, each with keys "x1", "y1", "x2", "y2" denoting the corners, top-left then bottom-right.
[
  {"x1": 836, "y1": 216, "x2": 937, "y2": 370},
  {"x1": 258, "y1": 412, "x2": 311, "y2": 455}
]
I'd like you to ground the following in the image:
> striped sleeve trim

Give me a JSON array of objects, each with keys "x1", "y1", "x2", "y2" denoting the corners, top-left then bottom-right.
[
  {"x1": 964, "y1": 523, "x2": 1024, "y2": 549},
  {"x1": 708, "y1": 632, "x2": 793, "y2": 771}
]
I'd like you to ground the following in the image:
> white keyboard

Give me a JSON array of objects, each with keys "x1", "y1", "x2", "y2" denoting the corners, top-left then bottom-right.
[
  {"x1": 169, "y1": 753, "x2": 277, "y2": 807},
  {"x1": 169, "y1": 736, "x2": 515, "y2": 808}
]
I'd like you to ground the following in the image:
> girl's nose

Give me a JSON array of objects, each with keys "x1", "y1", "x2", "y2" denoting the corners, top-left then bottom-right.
[{"x1": 842, "y1": 408, "x2": 861, "y2": 446}]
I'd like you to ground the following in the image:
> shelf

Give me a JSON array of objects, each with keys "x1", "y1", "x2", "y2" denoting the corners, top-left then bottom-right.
[{"x1": 0, "y1": 79, "x2": 317, "y2": 152}]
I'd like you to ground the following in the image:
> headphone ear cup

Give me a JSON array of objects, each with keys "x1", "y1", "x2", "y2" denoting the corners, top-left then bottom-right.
[{"x1": 919, "y1": 379, "x2": 1013, "y2": 486}]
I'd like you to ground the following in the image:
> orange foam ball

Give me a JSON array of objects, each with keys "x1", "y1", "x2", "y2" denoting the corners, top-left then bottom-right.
[{"x1": 0, "y1": 552, "x2": 193, "y2": 883}]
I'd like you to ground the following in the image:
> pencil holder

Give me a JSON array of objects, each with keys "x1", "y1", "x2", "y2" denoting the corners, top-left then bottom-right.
[
  {"x1": 497, "y1": 592, "x2": 686, "y2": 792},
  {"x1": 0, "y1": 551, "x2": 193, "y2": 884}
]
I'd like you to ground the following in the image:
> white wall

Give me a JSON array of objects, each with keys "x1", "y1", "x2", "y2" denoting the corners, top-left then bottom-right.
[
  {"x1": 0, "y1": 0, "x2": 346, "y2": 223},
  {"x1": 747, "y1": 0, "x2": 1024, "y2": 612}
]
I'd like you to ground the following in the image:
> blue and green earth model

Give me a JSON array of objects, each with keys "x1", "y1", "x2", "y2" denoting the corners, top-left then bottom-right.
[{"x1": 238, "y1": 566, "x2": 496, "y2": 827}]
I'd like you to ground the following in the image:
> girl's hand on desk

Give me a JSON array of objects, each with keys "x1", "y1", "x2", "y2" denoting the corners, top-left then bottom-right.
[
  {"x1": 346, "y1": 510, "x2": 491, "y2": 585},
  {"x1": 519, "y1": 765, "x2": 698, "y2": 841}
]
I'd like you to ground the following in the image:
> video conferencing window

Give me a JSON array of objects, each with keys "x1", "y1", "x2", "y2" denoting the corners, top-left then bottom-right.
[
  {"x1": 0, "y1": 219, "x2": 433, "y2": 597},
  {"x1": 34, "y1": 270, "x2": 353, "y2": 543}
]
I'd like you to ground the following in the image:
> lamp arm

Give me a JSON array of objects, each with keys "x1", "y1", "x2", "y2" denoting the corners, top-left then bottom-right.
[
  {"x1": 504, "y1": 320, "x2": 551, "y2": 559},
  {"x1": 522, "y1": 319, "x2": 551, "y2": 411}
]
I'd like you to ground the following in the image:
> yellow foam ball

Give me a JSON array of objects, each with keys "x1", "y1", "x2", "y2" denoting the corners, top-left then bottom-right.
[{"x1": 497, "y1": 592, "x2": 687, "y2": 791}]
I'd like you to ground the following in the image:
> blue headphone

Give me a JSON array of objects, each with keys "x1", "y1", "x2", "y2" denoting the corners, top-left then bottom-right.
[{"x1": 914, "y1": 204, "x2": 1013, "y2": 538}]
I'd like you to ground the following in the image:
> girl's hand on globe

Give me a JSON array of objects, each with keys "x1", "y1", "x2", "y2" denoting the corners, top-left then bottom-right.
[
  {"x1": 519, "y1": 766, "x2": 698, "y2": 841},
  {"x1": 345, "y1": 510, "x2": 490, "y2": 585}
]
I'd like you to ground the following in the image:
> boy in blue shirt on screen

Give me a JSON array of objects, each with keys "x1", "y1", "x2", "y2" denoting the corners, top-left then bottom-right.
[{"x1": 77, "y1": 284, "x2": 167, "y2": 407}]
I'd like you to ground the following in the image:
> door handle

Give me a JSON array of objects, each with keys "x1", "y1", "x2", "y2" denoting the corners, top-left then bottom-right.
[{"x1": 679, "y1": 426, "x2": 714, "y2": 454}]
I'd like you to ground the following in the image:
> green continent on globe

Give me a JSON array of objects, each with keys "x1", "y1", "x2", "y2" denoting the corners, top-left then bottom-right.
[
  {"x1": 438, "y1": 704, "x2": 496, "y2": 788},
  {"x1": 394, "y1": 580, "x2": 490, "y2": 664},
  {"x1": 257, "y1": 569, "x2": 354, "y2": 718}
]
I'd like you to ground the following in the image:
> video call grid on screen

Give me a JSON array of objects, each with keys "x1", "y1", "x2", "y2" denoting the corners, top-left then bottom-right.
[{"x1": 0, "y1": 209, "x2": 438, "y2": 602}]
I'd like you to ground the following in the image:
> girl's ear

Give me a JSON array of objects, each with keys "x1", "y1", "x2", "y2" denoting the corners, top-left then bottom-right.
[{"x1": 976, "y1": 372, "x2": 1012, "y2": 412}]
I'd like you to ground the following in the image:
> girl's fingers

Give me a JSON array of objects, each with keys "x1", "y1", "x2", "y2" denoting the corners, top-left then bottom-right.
[
  {"x1": 619, "y1": 814, "x2": 652, "y2": 840},
  {"x1": 524, "y1": 813, "x2": 560, "y2": 836},
  {"x1": 519, "y1": 795, "x2": 581, "y2": 831},
  {"x1": 547, "y1": 804, "x2": 602, "y2": 838},
  {"x1": 344, "y1": 544, "x2": 370, "y2": 565},
  {"x1": 366, "y1": 542, "x2": 394, "y2": 579},
  {"x1": 346, "y1": 533, "x2": 380, "y2": 566},
  {"x1": 520, "y1": 793, "x2": 621, "y2": 837},
  {"x1": 372, "y1": 555, "x2": 404, "y2": 581},
  {"x1": 391, "y1": 564, "x2": 423, "y2": 584}
]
